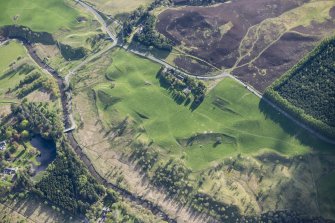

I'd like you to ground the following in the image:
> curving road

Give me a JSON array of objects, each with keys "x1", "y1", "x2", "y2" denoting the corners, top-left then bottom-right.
[
  {"x1": 75, "y1": 0, "x2": 226, "y2": 81},
  {"x1": 75, "y1": 0, "x2": 117, "y2": 44},
  {"x1": 76, "y1": 0, "x2": 335, "y2": 144}
]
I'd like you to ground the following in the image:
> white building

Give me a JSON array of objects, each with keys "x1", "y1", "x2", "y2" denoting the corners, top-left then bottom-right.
[{"x1": 0, "y1": 141, "x2": 6, "y2": 151}]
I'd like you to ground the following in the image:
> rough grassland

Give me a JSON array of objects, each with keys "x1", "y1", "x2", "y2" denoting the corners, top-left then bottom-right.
[
  {"x1": 0, "y1": 0, "x2": 80, "y2": 33},
  {"x1": 93, "y1": 48, "x2": 331, "y2": 171},
  {"x1": 0, "y1": 197, "x2": 81, "y2": 223}
]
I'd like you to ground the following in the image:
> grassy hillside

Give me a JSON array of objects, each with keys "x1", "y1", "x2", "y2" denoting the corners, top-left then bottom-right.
[
  {"x1": 0, "y1": 0, "x2": 80, "y2": 33},
  {"x1": 71, "y1": 48, "x2": 335, "y2": 220},
  {"x1": 0, "y1": 0, "x2": 113, "y2": 79},
  {"x1": 0, "y1": 0, "x2": 104, "y2": 49},
  {"x1": 93, "y1": 48, "x2": 329, "y2": 171}
]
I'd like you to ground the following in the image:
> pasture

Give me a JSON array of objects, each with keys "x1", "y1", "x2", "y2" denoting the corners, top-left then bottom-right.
[
  {"x1": 92, "y1": 48, "x2": 331, "y2": 171},
  {"x1": 71, "y1": 48, "x2": 335, "y2": 219},
  {"x1": 0, "y1": 41, "x2": 30, "y2": 102},
  {"x1": 0, "y1": 0, "x2": 103, "y2": 53},
  {"x1": 0, "y1": 0, "x2": 80, "y2": 33}
]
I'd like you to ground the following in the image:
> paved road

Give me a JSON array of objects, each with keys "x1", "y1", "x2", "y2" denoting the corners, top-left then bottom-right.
[
  {"x1": 74, "y1": 0, "x2": 335, "y2": 144},
  {"x1": 62, "y1": 0, "x2": 121, "y2": 132},
  {"x1": 123, "y1": 46, "x2": 229, "y2": 79},
  {"x1": 75, "y1": 0, "x2": 226, "y2": 81},
  {"x1": 68, "y1": 0, "x2": 118, "y2": 82},
  {"x1": 75, "y1": 0, "x2": 117, "y2": 44}
]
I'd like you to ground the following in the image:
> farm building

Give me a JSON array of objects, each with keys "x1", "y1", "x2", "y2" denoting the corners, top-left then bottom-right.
[{"x1": 182, "y1": 87, "x2": 192, "y2": 95}]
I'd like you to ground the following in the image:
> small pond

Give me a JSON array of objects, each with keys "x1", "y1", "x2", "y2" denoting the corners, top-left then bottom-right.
[{"x1": 30, "y1": 136, "x2": 56, "y2": 174}]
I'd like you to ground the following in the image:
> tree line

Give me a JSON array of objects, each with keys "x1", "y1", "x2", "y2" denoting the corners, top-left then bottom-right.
[
  {"x1": 15, "y1": 71, "x2": 59, "y2": 99},
  {"x1": 57, "y1": 42, "x2": 87, "y2": 61},
  {"x1": 265, "y1": 36, "x2": 335, "y2": 138},
  {"x1": 133, "y1": 14, "x2": 174, "y2": 50}
]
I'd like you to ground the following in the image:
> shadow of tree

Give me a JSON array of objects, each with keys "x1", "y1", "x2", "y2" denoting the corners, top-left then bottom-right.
[{"x1": 258, "y1": 98, "x2": 334, "y2": 153}]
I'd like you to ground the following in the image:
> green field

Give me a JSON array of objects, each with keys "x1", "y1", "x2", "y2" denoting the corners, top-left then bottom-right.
[
  {"x1": 0, "y1": 41, "x2": 29, "y2": 100},
  {"x1": 0, "y1": 41, "x2": 26, "y2": 71},
  {"x1": 0, "y1": 0, "x2": 103, "y2": 50},
  {"x1": 93, "y1": 48, "x2": 332, "y2": 171},
  {"x1": 0, "y1": 0, "x2": 80, "y2": 33},
  {"x1": 0, "y1": 40, "x2": 60, "y2": 110},
  {"x1": 0, "y1": 0, "x2": 109, "y2": 79}
]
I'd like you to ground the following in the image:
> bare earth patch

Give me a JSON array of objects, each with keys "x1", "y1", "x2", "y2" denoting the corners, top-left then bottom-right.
[
  {"x1": 25, "y1": 90, "x2": 53, "y2": 103},
  {"x1": 0, "y1": 104, "x2": 11, "y2": 116}
]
